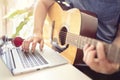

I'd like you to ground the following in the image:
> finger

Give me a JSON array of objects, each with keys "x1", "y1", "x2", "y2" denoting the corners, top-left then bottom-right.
[
  {"x1": 96, "y1": 42, "x2": 106, "y2": 61},
  {"x1": 21, "y1": 40, "x2": 25, "y2": 50},
  {"x1": 85, "y1": 44, "x2": 95, "y2": 53},
  {"x1": 31, "y1": 41, "x2": 37, "y2": 53},
  {"x1": 21, "y1": 40, "x2": 28, "y2": 52},
  {"x1": 22, "y1": 38, "x2": 33, "y2": 52},
  {"x1": 21, "y1": 37, "x2": 32, "y2": 48},
  {"x1": 85, "y1": 50, "x2": 96, "y2": 65},
  {"x1": 39, "y1": 39, "x2": 44, "y2": 51},
  {"x1": 83, "y1": 44, "x2": 90, "y2": 58},
  {"x1": 25, "y1": 40, "x2": 32, "y2": 52},
  {"x1": 83, "y1": 45, "x2": 95, "y2": 62},
  {"x1": 84, "y1": 50, "x2": 100, "y2": 71},
  {"x1": 83, "y1": 44, "x2": 90, "y2": 53}
]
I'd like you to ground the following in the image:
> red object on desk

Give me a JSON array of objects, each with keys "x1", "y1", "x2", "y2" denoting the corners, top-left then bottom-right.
[{"x1": 12, "y1": 37, "x2": 24, "y2": 47}]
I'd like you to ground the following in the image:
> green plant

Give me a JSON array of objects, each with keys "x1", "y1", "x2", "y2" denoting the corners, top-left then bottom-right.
[{"x1": 4, "y1": 7, "x2": 33, "y2": 38}]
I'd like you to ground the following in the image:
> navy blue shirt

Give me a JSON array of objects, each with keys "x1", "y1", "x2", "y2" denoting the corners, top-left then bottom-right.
[{"x1": 65, "y1": 0, "x2": 120, "y2": 43}]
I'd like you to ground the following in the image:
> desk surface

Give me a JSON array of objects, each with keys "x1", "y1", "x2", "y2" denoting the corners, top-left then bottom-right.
[{"x1": 0, "y1": 58, "x2": 91, "y2": 80}]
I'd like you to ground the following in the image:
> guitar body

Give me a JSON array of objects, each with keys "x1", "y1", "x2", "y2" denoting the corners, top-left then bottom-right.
[
  {"x1": 46, "y1": 2, "x2": 98, "y2": 64},
  {"x1": 47, "y1": 2, "x2": 81, "y2": 64}
]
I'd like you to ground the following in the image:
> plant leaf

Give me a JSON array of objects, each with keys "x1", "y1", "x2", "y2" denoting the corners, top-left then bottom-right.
[
  {"x1": 12, "y1": 12, "x2": 32, "y2": 37},
  {"x1": 3, "y1": 9, "x2": 27, "y2": 19}
]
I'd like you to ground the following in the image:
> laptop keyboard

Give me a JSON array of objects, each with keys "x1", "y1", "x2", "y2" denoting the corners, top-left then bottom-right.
[{"x1": 0, "y1": 43, "x2": 48, "y2": 71}]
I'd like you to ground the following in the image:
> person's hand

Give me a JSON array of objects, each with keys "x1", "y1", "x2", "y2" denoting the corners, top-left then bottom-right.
[
  {"x1": 22, "y1": 34, "x2": 44, "y2": 53},
  {"x1": 83, "y1": 42, "x2": 119, "y2": 74}
]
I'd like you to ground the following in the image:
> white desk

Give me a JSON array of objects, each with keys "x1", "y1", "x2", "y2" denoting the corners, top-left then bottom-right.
[{"x1": 0, "y1": 58, "x2": 91, "y2": 80}]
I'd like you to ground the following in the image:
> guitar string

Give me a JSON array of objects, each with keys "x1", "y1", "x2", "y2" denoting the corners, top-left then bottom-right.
[
  {"x1": 59, "y1": 31, "x2": 120, "y2": 63},
  {"x1": 59, "y1": 31, "x2": 88, "y2": 66},
  {"x1": 59, "y1": 30, "x2": 98, "y2": 48}
]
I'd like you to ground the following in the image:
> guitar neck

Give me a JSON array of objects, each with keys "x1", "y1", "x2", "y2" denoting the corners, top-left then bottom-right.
[
  {"x1": 66, "y1": 32, "x2": 99, "y2": 49},
  {"x1": 66, "y1": 32, "x2": 120, "y2": 63}
]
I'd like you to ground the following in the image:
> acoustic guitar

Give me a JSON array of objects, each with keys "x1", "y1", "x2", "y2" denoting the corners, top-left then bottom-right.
[{"x1": 45, "y1": 2, "x2": 120, "y2": 64}]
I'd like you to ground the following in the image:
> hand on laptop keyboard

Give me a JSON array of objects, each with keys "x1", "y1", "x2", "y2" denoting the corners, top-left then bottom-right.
[{"x1": 21, "y1": 35, "x2": 44, "y2": 53}]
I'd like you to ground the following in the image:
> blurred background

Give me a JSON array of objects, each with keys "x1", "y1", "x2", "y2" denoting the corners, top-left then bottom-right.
[{"x1": 0, "y1": 0, "x2": 36, "y2": 38}]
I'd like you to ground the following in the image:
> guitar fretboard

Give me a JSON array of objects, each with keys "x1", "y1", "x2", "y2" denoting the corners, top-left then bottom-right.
[{"x1": 66, "y1": 32, "x2": 120, "y2": 63}]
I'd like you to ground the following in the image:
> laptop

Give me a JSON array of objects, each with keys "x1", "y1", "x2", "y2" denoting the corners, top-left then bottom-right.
[{"x1": 0, "y1": 41, "x2": 68, "y2": 75}]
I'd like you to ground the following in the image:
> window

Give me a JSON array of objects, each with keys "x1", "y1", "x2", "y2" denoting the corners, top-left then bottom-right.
[{"x1": 0, "y1": 0, "x2": 36, "y2": 38}]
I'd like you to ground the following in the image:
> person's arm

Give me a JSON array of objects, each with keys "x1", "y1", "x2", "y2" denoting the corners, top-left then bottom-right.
[
  {"x1": 33, "y1": 0, "x2": 54, "y2": 36},
  {"x1": 22, "y1": 0, "x2": 55, "y2": 52}
]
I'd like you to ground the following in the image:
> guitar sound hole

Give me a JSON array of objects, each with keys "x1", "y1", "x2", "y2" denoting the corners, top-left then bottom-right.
[{"x1": 59, "y1": 27, "x2": 67, "y2": 45}]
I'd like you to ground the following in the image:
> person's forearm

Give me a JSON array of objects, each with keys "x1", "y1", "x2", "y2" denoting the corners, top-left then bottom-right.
[{"x1": 33, "y1": 0, "x2": 54, "y2": 36}]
